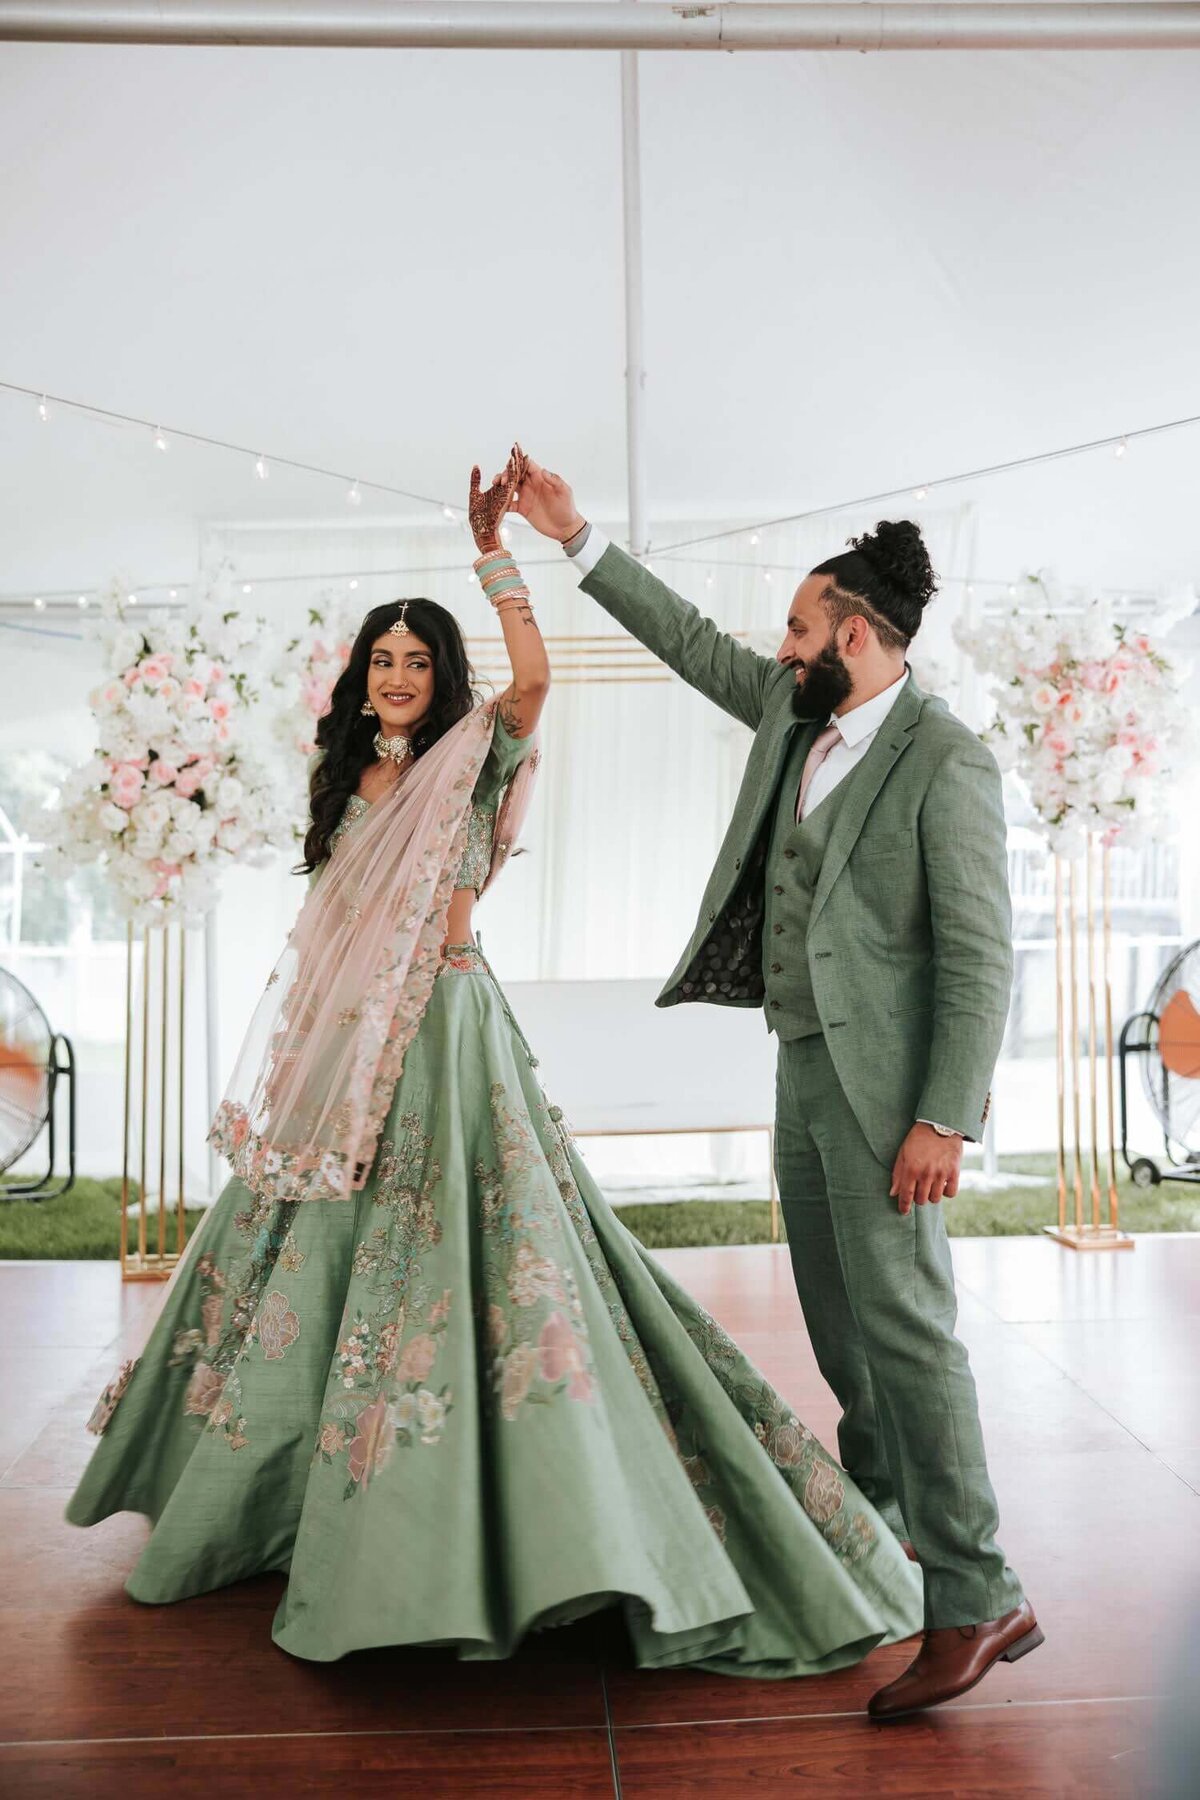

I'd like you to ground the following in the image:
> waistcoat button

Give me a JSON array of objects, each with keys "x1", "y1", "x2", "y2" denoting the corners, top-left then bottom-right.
[
  {"x1": 773, "y1": 884, "x2": 783, "y2": 894},
  {"x1": 770, "y1": 962, "x2": 782, "y2": 974},
  {"x1": 769, "y1": 1000, "x2": 781, "y2": 1010},
  {"x1": 784, "y1": 848, "x2": 797, "y2": 859},
  {"x1": 773, "y1": 923, "x2": 784, "y2": 935}
]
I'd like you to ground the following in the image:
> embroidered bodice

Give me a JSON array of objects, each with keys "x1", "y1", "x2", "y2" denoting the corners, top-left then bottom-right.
[{"x1": 322, "y1": 709, "x2": 535, "y2": 894}]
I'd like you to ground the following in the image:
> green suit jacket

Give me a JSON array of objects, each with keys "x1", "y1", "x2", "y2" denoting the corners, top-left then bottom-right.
[{"x1": 581, "y1": 543, "x2": 1013, "y2": 1161}]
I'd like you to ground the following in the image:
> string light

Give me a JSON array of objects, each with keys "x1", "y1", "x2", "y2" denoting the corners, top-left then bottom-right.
[
  {"x1": 128, "y1": 594, "x2": 139, "y2": 605},
  {"x1": 763, "y1": 569, "x2": 773, "y2": 583},
  {"x1": 32, "y1": 596, "x2": 44, "y2": 610},
  {"x1": 346, "y1": 480, "x2": 362, "y2": 506},
  {"x1": 349, "y1": 578, "x2": 358, "y2": 591},
  {"x1": 77, "y1": 595, "x2": 89, "y2": 608},
  {"x1": 914, "y1": 486, "x2": 928, "y2": 501},
  {"x1": 242, "y1": 583, "x2": 253, "y2": 595},
  {"x1": 749, "y1": 532, "x2": 759, "y2": 547},
  {"x1": 1114, "y1": 438, "x2": 1128, "y2": 458},
  {"x1": 442, "y1": 506, "x2": 457, "y2": 521},
  {"x1": 37, "y1": 395, "x2": 49, "y2": 423},
  {"x1": 153, "y1": 426, "x2": 169, "y2": 452},
  {"x1": 168, "y1": 589, "x2": 177, "y2": 599}
]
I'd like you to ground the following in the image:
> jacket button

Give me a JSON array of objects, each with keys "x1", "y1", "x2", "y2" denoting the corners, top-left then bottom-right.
[
  {"x1": 770, "y1": 962, "x2": 783, "y2": 974},
  {"x1": 773, "y1": 923, "x2": 784, "y2": 935},
  {"x1": 773, "y1": 884, "x2": 784, "y2": 894},
  {"x1": 769, "y1": 1000, "x2": 781, "y2": 1010},
  {"x1": 734, "y1": 857, "x2": 742, "y2": 869},
  {"x1": 784, "y1": 848, "x2": 797, "y2": 859},
  {"x1": 707, "y1": 910, "x2": 715, "y2": 922}
]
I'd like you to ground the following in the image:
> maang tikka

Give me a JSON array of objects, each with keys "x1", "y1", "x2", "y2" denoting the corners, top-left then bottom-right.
[{"x1": 389, "y1": 602, "x2": 411, "y2": 637}]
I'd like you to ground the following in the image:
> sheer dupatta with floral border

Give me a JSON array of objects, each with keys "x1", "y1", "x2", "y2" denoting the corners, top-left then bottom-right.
[{"x1": 210, "y1": 702, "x2": 538, "y2": 1205}]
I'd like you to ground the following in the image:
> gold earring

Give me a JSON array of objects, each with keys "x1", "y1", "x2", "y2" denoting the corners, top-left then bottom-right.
[{"x1": 361, "y1": 698, "x2": 376, "y2": 717}]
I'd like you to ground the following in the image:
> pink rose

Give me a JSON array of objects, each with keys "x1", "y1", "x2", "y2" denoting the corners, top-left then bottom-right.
[
  {"x1": 140, "y1": 654, "x2": 170, "y2": 684},
  {"x1": 174, "y1": 768, "x2": 202, "y2": 799},
  {"x1": 1042, "y1": 728, "x2": 1074, "y2": 759},
  {"x1": 209, "y1": 698, "x2": 231, "y2": 721},
  {"x1": 148, "y1": 759, "x2": 178, "y2": 786},
  {"x1": 123, "y1": 667, "x2": 142, "y2": 687},
  {"x1": 109, "y1": 765, "x2": 145, "y2": 809},
  {"x1": 183, "y1": 677, "x2": 206, "y2": 698}
]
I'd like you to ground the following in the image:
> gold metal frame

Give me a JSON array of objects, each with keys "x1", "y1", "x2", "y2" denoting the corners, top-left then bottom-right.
[
  {"x1": 120, "y1": 922, "x2": 191, "y2": 1281},
  {"x1": 569, "y1": 1123, "x2": 780, "y2": 1243},
  {"x1": 1044, "y1": 840, "x2": 1134, "y2": 1252}
]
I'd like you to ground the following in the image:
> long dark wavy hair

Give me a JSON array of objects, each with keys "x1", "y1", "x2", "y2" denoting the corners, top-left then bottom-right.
[{"x1": 299, "y1": 599, "x2": 478, "y2": 873}]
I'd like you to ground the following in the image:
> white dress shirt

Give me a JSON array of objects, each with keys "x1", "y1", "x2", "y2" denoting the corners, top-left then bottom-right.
[{"x1": 800, "y1": 671, "x2": 910, "y2": 821}]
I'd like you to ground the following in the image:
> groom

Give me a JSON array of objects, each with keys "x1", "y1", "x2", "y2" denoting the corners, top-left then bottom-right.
[{"x1": 516, "y1": 461, "x2": 1041, "y2": 1718}]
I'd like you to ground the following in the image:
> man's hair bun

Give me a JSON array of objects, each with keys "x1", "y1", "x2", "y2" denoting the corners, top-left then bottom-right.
[{"x1": 849, "y1": 520, "x2": 937, "y2": 609}]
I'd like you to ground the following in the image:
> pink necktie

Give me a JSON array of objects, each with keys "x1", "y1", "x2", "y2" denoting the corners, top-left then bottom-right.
[{"x1": 796, "y1": 723, "x2": 842, "y2": 823}]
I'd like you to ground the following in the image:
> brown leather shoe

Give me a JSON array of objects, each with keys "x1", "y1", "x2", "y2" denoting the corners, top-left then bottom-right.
[{"x1": 868, "y1": 1600, "x2": 1043, "y2": 1720}]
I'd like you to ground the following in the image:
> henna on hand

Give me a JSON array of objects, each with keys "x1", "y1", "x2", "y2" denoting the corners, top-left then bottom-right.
[{"x1": 469, "y1": 443, "x2": 529, "y2": 552}]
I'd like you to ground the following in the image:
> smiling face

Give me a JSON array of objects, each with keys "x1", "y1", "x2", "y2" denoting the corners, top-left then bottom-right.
[
  {"x1": 775, "y1": 574, "x2": 854, "y2": 717},
  {"x1": 366, "y1": 630, "x2": 435, "y2": 737}
]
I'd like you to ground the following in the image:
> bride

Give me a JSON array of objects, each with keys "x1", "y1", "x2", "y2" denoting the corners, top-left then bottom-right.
[{"x1": 68, "y1": 447, "x2": 922, "y2": 1674}]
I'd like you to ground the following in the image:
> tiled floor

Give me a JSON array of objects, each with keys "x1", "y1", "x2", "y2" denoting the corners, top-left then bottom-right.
[{"x1": 1, "y1": 1236, "x2": 1196, "y2": 1797}]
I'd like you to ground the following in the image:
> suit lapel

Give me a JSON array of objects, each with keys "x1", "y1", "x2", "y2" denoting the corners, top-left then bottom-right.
[{"x1": 809, "y1": 679, "x2": 924, "y2": 929}]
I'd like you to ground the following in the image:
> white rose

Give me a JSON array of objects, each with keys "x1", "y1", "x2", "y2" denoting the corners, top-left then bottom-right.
[
  {"x1": 216, "y1": 775, "x2": 244, "y2": 811},
  {"x1": 100, "y1": 802, "x2": 128, "y2": 833}
]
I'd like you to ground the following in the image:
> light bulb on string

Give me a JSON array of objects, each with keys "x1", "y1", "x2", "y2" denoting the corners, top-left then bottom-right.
[
  {"x1": 347, "y1": 480, "x2": 362, "y2": 507},
  {"x1": 32, "y1": 596, "x2": 44, "y2": 610},
  {"x1": 128, "y1": 594, "x2": 139, "y2": 606},
  {"x1": 169, "y1": 589, "x2": 177, "y2": 600},
  {"x1": 914, "y1": 486, "x2": 928, "y2": 501},
  {"x1": 349, "y1": 579, "x2": 358, "y2": 591},
  {"x1": 1114, "y1": 438, "x2": 1128, "y2": 459},
  {"x1": 705, "y1": 571, "x2": 715, "y2": 587},
  {"x1": 77, "y1": 595, "x2": 89, "y2": 609},
  {"x1": 749, "y1": 532, "x2": 759, "y2": 547},
  {"x1": 1007, "y1": 585, "x2": 1017, "y2": 598},
  {"x1": 37, "y1": 395, "x2": 49, "y2": 423},
  {"x1": 242, "y1": 584, "x2": 253, "y2": 595},
  {"x1": 153, "y1": 426, "x2": 169, "y2": 453},
  {"x1": 442, "y1": 506, "x2": 457, "y2": 522},
  {"x1": 254, "y1": 454, "x2": 269, "y2": 481},
  {"x1": 763, "y1": 570, "x2": 773, "y2": 584}
]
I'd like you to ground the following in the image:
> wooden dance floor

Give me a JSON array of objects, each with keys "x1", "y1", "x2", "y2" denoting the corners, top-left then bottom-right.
[{"x1": 1, "y1": 1234, "x2": 1196, "y2": 1797}]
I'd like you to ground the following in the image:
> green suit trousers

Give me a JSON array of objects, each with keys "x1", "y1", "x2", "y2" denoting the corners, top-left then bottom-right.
[{"x1": 776, "y1": 1031, "x2": 1025, "y2": 1629}]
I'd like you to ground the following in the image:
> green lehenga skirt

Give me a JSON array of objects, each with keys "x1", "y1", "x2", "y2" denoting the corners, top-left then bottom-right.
[{"x1": 67, "y1": 946, "x2": 923, "y2": 1673}]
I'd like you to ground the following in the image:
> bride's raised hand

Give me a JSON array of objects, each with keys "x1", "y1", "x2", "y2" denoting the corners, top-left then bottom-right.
[{"x1": 469, "y1": 444, "x2": 528, "y2": 554}]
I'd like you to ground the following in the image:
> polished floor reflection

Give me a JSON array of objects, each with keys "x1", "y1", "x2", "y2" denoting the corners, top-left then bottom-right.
[{"x1": 1, "y1": 1233, "x2": 1195, "y2": 1796}]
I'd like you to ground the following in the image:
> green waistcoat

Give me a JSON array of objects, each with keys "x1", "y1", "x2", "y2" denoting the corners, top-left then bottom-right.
[{"x1": 763, "y1": 734, "x2": 868, "y2": 1041}]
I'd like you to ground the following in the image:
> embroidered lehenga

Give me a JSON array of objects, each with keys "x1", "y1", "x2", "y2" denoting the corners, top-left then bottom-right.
[{"x1": 67, "y1": 704, "x2": 923, "y2": 1673}]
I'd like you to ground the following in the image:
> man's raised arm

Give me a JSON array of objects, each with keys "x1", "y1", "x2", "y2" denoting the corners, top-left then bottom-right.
[{"x1": 515, "y1": 458, "x2": 784, "y2": 733}]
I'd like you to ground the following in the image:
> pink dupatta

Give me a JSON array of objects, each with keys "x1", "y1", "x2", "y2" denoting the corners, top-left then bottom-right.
[{"x1": 209, "y1": 701, "x2": 538, "y2": 1205}]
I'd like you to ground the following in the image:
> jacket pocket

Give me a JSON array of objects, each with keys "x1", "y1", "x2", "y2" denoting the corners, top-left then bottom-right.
[{"x1": 857, "y1": 828, "x2": 913, "y2": 859}]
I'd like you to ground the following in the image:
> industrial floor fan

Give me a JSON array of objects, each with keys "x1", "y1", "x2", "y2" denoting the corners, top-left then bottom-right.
[
  {"x1": 0, "y1": 965, "x2": 76, "y2": 1201},
  {"x1": 1119, "y1": 940, "x2": 1200, "y2": 1189}
]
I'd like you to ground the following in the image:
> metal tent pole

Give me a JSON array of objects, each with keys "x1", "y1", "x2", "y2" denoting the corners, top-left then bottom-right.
[
  {"x1": 620, "y1": 48, "x2": 650, "y2": 561},
  {"x1": 3, "y1": 3, "x2": 1199, "y2": 52}
]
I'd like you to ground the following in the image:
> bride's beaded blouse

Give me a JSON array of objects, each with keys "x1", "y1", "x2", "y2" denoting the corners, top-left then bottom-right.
[{"x1": 320, "y1": 708, "x2": 535, "y2": 892}]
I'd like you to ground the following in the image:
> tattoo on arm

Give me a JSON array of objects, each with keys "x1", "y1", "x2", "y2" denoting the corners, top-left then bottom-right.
[{"x1": 498, "y1": 695, "x2": 524, "y2": 738}]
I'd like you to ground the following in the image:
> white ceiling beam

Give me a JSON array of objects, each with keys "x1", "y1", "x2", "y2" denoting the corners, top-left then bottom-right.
[{"x1": 2, "y1": 3, "x2": 1200, "y2": 53}]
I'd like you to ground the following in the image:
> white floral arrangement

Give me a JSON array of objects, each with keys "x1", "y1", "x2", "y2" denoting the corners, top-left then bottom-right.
[
  {"x1": 47, "y1": 580, "x2": 292, "y2": 921},
  {"x1": 264, "y1": 598, "x2": 359, "y2": 835},
  {"x1": 271, "y1": 600, "x2": 357, "y2": 761},
  {"x1": 954, "y1": 579, "x2": 1193, "y2": 856}
]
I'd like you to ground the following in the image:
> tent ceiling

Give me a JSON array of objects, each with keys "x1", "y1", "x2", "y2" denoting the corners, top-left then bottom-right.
[{"x1": 1, "y1": 37, "x2": 1199, "y2": 598}]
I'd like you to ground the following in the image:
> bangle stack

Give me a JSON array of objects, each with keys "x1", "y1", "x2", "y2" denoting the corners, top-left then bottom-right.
[{"x1": 474, "y1": 549, "x2": 532, "y2": 614}]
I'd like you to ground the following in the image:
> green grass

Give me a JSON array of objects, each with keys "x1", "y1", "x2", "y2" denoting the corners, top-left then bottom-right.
[
  {"x1": 3, "y1": 1154, "x2": 1198, "y2": 1259},
  {"x1": 615, "y1": 1153, "x2": 1200, "y2": 1251},
  {"x1": 0, "y1": 1177, "x2": 207, "y2": 1260}
]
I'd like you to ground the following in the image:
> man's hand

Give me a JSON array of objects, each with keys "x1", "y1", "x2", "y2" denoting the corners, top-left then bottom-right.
[
  {"x1": 889, "y1": 1123, "x2": 963, "y2": 1216},
  {"x1": 513, "y1": 458, "x2": 587, "y2": 543}
]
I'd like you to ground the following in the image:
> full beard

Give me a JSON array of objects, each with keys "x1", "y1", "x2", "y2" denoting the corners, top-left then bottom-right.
[{"x1": 790, "y1": 641, "x2": 854, "y2": 720}]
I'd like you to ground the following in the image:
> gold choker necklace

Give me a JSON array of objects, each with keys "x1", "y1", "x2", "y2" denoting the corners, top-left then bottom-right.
[{"x1": 373, "y1": 731, "x2": 413, "y2": 766}]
